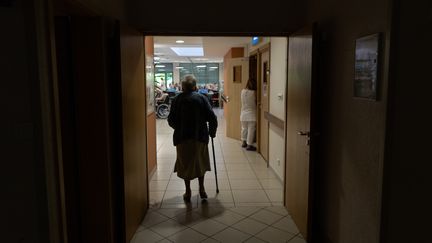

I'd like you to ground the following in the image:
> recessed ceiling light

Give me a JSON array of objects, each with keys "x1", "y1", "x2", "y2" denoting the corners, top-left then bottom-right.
[
  {"x1": 196, "y1": 65, "x2": 207, "y2": 68},
  {"x1": 175, "y1": 66, "x2": 184, "y2": 69},
  {"x1": 155, "y1": 65, "x2": 165, "y2": 68},
  {"x1": 176, "y1": 40, "x2": 185, "y2": 43},
  {"x1": 209, "y1": 67, "x2": 218, "y2": 69},
  {"x1": 171, "y1": 47, "x2": 204, "y2": 57}
]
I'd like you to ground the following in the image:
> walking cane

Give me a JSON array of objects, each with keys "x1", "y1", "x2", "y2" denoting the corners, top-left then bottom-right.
[{"x1": 211, "y1": 137, "x2": 220, "y2": 193}]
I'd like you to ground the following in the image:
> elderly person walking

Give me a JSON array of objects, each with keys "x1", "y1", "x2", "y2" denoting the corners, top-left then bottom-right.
[{"x1": 168, "y1": 75, "x2": 218, "y2": 202}]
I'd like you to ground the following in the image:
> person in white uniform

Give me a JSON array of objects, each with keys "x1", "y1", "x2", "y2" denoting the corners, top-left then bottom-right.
[{"x1": 240, "y1": 78, "x2": 257, "y2": 151}]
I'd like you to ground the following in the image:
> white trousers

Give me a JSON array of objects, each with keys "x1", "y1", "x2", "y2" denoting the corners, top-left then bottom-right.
[{"x1": 241, "y1": 121, "x2": 256, "y2": 145}]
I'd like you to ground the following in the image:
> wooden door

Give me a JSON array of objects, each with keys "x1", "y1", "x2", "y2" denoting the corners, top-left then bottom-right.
[
  {"x1": 285, "y1": 27, "x2": 317, "y2": 240},
  {"x1": 120, "y1": 26, "x2": 148, "y2": 242},
  {"x1": 224, "y1": 57, "x2": 249, "y2": 140},
  {"x1": 258, "y1": 48, "x2": 270, "y2": 162}
]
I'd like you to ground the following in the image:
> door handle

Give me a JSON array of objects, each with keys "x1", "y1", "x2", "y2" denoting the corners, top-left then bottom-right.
[
  {"x1": 297, "y1": 131, "x2": 320, "y2": 137},
  {"x1": 297, "y1": 131, "x2": 310, "y2": 136}
]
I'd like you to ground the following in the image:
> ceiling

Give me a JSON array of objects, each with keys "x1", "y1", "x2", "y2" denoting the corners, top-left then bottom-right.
[{"x1": 153, "y1": 36, "x2": 252, "y2": 63}]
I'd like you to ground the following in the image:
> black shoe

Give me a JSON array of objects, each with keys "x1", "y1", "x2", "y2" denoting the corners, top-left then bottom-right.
[
  {"x1": 199, "y1": 190, "x2": 208, "y2": 200},
  {"x1": 183, "y1": 192, "x2": 191, "y2": 202},
  {"x1": 242, "y1": 141, "x2": 247, "y2": 148},
  {"x1": 246, "y1": 145, "x2": 257, "y2": 151}
]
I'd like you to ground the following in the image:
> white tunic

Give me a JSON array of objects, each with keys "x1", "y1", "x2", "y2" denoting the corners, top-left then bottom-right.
[{"x1": 240, "y1": 89, "x2": 257, "y2": 121}]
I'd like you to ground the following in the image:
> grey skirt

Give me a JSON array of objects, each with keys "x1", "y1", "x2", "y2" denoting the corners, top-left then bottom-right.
[{"x1": 174, "y1": 140, "x2": 211, "y2": 180}]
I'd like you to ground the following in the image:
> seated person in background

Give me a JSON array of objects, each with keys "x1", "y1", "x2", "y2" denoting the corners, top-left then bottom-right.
[
  {"x1": 173, "y1": 83, "x2": 180, "y2": 91},
  {"x1": 198, "y1": 85, "x2": 208, "y2": 94},
  {"x1": 167, "y1": 83, "x2": 177, "y2": 92}
]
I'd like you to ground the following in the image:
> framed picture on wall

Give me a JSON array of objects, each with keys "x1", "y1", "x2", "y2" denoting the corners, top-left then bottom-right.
[{"x1": 354, "y1": 33, "x2": 381, "y2": 100}]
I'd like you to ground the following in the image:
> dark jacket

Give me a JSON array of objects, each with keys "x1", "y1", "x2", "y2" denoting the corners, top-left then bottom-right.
[{"x1": 168, "y1": 91, "x2": 218, "y2": 146}]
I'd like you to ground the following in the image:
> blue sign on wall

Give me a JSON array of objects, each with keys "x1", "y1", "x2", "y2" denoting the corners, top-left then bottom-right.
[{"x1": 252, "y1": 37, "x2": 260, "y2": 46}]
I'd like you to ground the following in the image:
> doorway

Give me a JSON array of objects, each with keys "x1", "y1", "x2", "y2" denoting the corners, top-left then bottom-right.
[{"x1": 51, "y1": 19, "x2": 318, "y2": 242}]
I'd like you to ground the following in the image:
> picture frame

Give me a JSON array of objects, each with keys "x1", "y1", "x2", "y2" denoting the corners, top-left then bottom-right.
[{"x1": 354, "y1": 33, "x2": 381, "y2": 100}]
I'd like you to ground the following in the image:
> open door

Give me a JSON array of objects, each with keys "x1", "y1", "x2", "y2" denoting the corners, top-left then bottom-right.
[
  {"x1": 224, "y1": 48, "x2": 249, "y2": 140},
  {"x1": 285, "y1": 26, "x2": 318, "y2": 240},
  {"x1": 119, "y1": 26, "x2": 148, "y2": 242},
  {"x1": 258, "y1": 47, "x2": 270, "y2": 162}
]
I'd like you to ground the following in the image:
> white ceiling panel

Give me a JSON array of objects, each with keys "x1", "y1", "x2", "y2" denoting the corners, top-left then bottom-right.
[{"x1": 153, "y1": 36, "x2": 253, "y2": 63}]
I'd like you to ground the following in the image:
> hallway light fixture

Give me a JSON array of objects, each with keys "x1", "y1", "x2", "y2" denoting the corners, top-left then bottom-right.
[
  {"x1": 155, "y1": 65, "x2": 166, "y2": 68},
  {"x1": 196, "y1": 65, "x2": 207, "y2": 68},
  {"x1": 171, "y1": 47, "x2": 204, "y2": 56},
  {"x1": 176, "y1": 40, "x2": 185, "y2": 43}
]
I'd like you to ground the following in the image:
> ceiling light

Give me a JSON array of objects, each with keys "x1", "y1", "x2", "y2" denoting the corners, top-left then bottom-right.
[
  {"x1": 196, "y1": 65, "x2": 207, "y2": 68},
  {"x1": 175, "y1": 66, "x2": 184, "y2": 69},
  {"x1": 209, "y1": 67, "x2": 218, "y2": 69},
  {"x1": 176, "y1": 40, "x2": 185, "y2": 43},
  {"x1": 154, "y1": 57, "x2": 161, "y2": 60},
  {"x1": 155, "y1": 65, "x2": 165, "y2": 68},
  {"x1": 171, "y1": 47, "x2": 204, "y2": 57}
]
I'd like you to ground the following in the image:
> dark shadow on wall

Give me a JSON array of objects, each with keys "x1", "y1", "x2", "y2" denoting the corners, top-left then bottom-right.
[{"x1": 124, "y1": 0, "x2": 307, "y2": 35}]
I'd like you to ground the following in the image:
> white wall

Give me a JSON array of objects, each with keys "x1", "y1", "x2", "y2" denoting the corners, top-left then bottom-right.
[{"x1": 268, "y1": 37, "x2": 287, "y2": 180}]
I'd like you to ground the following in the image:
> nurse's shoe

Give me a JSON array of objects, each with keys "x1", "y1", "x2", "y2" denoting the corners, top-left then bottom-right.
[
  {"x1": 242, "y1": 141, "x2": 247, "y2": 148},
  {"x1": 246, "y1": 145, "x2": 257, "y2": 151}
]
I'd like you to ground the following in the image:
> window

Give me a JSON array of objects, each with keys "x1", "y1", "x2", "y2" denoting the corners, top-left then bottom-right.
[{"x1": 178, "y1": 63, "x2": 219, "y2": 87}]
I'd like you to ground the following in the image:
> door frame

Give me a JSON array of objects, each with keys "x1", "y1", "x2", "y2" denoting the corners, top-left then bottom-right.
[
  {"x1": 254, "y1": 43, "x2": 271, "y2": 162},
  {"x1": 42, "y1": 1, "x2": 322, "y2": 237}
]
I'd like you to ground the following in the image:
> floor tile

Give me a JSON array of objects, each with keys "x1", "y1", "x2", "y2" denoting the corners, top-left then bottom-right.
[
  {"x1": 228, "y1": 207, "x2": 262, "y2": 217},
  {"x1": 160, "y1": 202, "x2": 198, "y2": 209},
  {"x1": 244, "y1": 236, "x2": 267, "y2": 243},
  {"x1": 250, "y1": 209, "x2": 284, "y2": 225},
  {"x1": 212, "y1": 227, "x2": 251, "y2": 242},
  {"x1": 212, "y1": 210, "x2": 245, "y2": 226},
  {"x1": 131, "y1": 229, "x2": 163, "y2": 243},
  {"x1": 229, "y1": 179, "x2": 263, "y2": 190},
  {"x1": 155, "y1": 208, "x2": 192, "y2": 218},
  {"x1": 236, "y1": 202, "x2": 272, "y2": 207},
  {"x1": 272, "y1": 216, "x2": 299, "y2": 234},
  {"x1": 204, "y1": 190, "x2": 234, "y2": 203},
  {"x1": 173, "y1": 211, "x2": 205, "y2": 227},
  {"x1": 264, "y1": 206, "x2": 290, "y2": 216},
  {"x1": 255, "y1": 226, "x2": 296, "y2": 243},
  {"x1": 254, "y1": 170, "x2": 277, "y2": 179},
  {"x1": 157, "y1": 239, "x2": 173, "y2": 243},
  {"x1": 259, "y1": 179, "x2": 283, "y2": 189},
  {"x1": 200, "y1": 238, "x2": 220, "y2": 243},
  {"x1": 265, "y1": 189, "x2": 283, "y2": 202},
  {"x1": 150, "y1": 180, "x2": 170, "y2": 191},
  {"x1": 288, "y1": 236, "x2": 307, "y2": 243},
  {"x1": 232, "y1": 218, "x2": 268, "y2": 235},
  {"x1": 232, "y1": 190, "x2": 270, "y2": 203},
  {"x1": 191, "y1": 219, "x2": 227, "y2": 236},
  {"x1": 141, "y1": 211, "x2": 169, "y2": 228},
  {"x1": 168, "y1": 228, "x2": 207, "y2": 243},
  {"x1": 163, "y1": 191, "x2": 198, "y2": 204},
  {"x1": 228, "y1": 171, "x2": 258, "y2": 179},
  {"x1": 150, "y1": 219, "x2": 187, "y2": 237}
]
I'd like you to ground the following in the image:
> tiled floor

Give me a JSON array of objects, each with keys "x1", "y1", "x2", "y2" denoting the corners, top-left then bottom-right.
[{"x1": 131, "y1": 109, "x2": 306, "y2": 243}]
